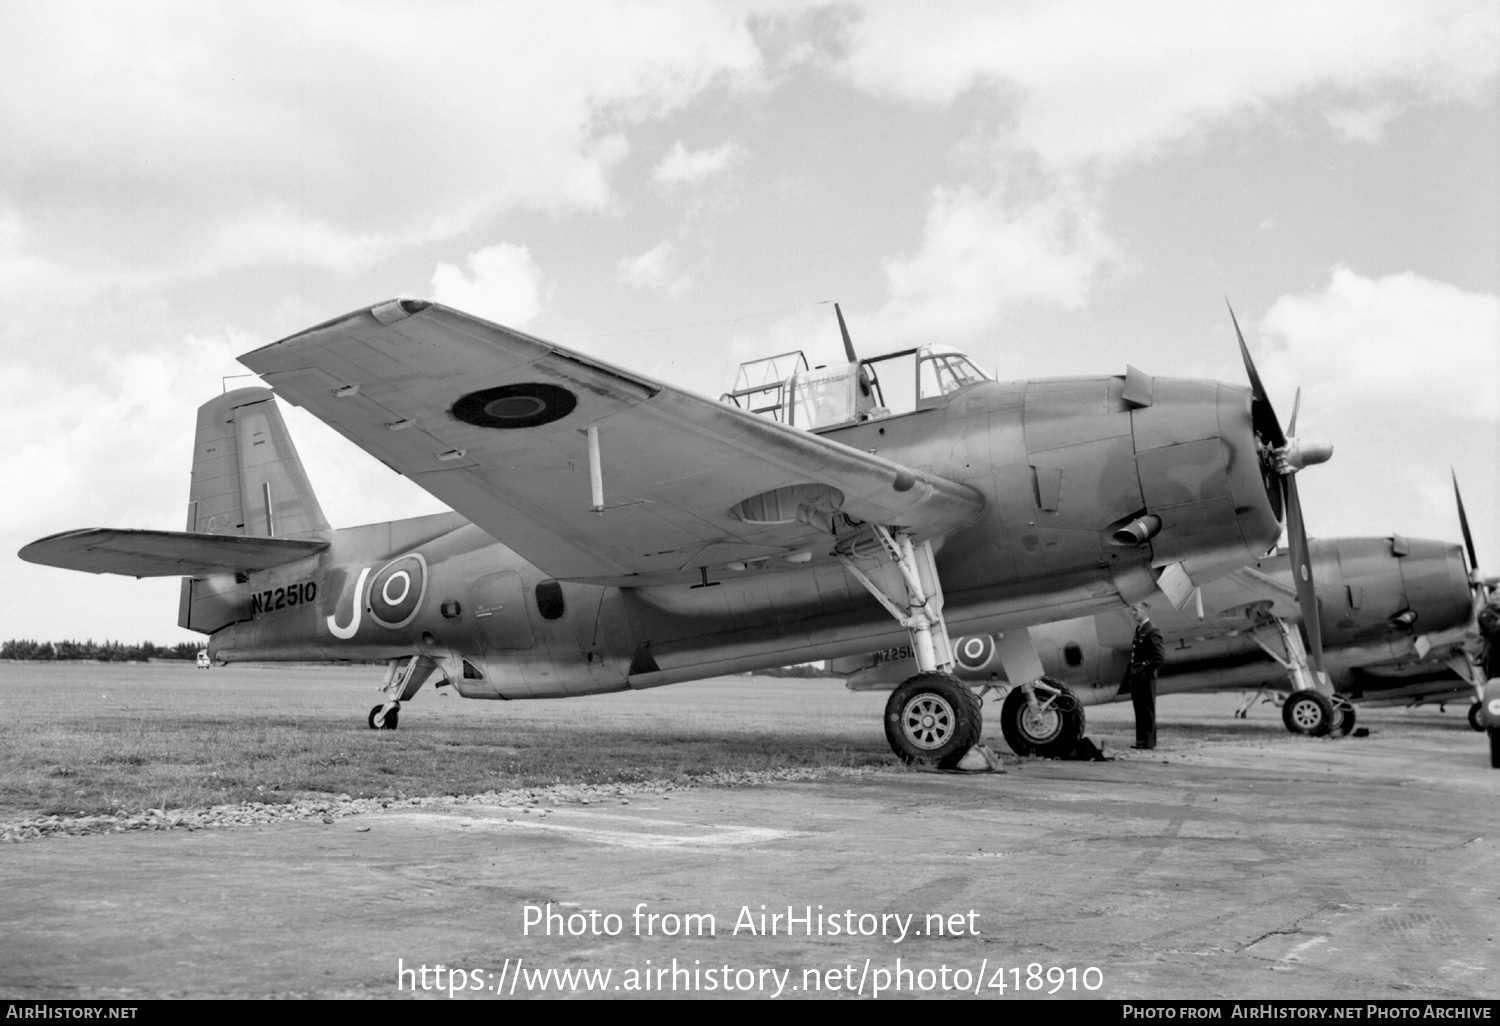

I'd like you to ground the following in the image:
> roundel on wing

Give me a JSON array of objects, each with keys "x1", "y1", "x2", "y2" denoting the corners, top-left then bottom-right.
[
  {"x1": 955, "y1": 634, "x2": 995, "y2": 671},
  {"x1": 369, "y1": 553, "x2": 427, "y2": 629},
  {"x1": 451, "y1": 383, "x2": 577, "y2": 429}
]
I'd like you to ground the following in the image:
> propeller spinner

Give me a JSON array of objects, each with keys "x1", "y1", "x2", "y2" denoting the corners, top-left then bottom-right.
[{"x1": 1228, "y1": 302, "x2": 1334, "y2": 677}]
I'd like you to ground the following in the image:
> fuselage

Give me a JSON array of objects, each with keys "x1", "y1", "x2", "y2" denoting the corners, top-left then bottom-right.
[{"x1": 204, "y1": 373, "x2": 1283, "y2": 698}]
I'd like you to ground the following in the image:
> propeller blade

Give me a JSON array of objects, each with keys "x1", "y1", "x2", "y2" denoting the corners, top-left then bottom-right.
[
  {"x1": 834, "y1": 303, "x2": 858, "y2": 365},
  {"x1": 1283, "y1": 473, "x2": 1325, "y2": 674},
  {"x1": 1453, "y1": 469, "x2": 1479, "y2": 576},
  {"x1": 1227, "y1": 300, "x2": 1285, "y2": 449},
  {"x1": 1287, "y1": 387, "x2": 1301, "y2": 438}
]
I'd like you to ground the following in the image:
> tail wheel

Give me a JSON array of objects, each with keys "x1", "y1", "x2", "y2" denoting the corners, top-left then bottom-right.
[
  {"x1": 999, "y1": 677, "x2": 1085, "y2": 758},
  {"x1": 1282, "y1": 691, "x2": 1334, "y2": 737},
  {"x1": 884, "y1": 672, "x2": 982, "y2": 769},
  {"x1": 368, "y1": 704, "x2": 399, "y2": 730}
]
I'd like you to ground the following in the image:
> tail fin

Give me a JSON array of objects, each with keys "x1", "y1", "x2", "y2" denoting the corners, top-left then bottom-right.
[
  {"x1": 179, "y1": 387, "x2": 329, "y2": 633},
  {"x1": 186, "y1": 387, "x2": 329, "y2": 540}
]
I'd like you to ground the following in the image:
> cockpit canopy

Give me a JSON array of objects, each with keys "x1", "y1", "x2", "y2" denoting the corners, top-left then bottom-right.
[{"x1": 722, "y1": 344, "x2": 989, "y2": 431}]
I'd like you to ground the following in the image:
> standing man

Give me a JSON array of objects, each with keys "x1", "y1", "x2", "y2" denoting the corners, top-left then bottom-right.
[
  {"x1": 1479, "y1": 594, "x2": 1500, "y2": 680},
  {"x1": 1124, "y1": 602, "x2": 1166, "y2": 750}
]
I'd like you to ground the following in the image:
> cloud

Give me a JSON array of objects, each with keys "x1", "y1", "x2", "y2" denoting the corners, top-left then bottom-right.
[
  {"x1": 821, "y1": 1, "x2": 1496, "y2": 340},
  {"x1": 0, "y1": 3, "x2": 762, "y2": 282},
  {"x1": 1324, "y1": 102, "x2": 1406, "y2": 143},
  {"x1": 1247, "y1": 266, "x2": 1498, "y2": 556},
  {"x1": 431, "y1": 244, "x2": 546, "y2": 326},
  {"x1": 1257, "y1": 266, "x2": 1499, "y2": 421},
  {"x1": 834, "y1": 0, "x2": 1499, "y2": 171},
  {"x1": 876, "y1": 182, "x2": 1119, "y2": 343},
  {"x1": 651, "y1": 140, "x2": 748, "y2": 189},
  {"x1": 616, "y1": 240, "x2": 691, "y2": 299},
  {"x1": 0, "y1": 330, "x2": 247, "y2": 542}
]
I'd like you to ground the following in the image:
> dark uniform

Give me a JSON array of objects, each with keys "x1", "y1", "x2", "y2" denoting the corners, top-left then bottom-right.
[
  {"x1": 1124, "y1": 619, "x2": 1166, "y2": 749},
  {"x1": 1479, "y1": 599, "x2": 1500, "y2": 680}
]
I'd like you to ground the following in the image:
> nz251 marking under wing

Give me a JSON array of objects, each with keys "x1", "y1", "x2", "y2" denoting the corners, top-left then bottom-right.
[{"x1": 20, "y1": 298, "x2": 1323, "y2": 768}]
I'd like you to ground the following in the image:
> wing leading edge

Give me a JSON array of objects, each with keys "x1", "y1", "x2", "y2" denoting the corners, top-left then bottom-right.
[{"x1": 240, "y1": 300, "x2": 986, "y2": 584}]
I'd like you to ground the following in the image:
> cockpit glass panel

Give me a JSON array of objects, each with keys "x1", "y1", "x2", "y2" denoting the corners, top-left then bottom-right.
[
  {"x1": 785, "y1": 365, "x2": 860, "y2": 429},
  {"x1": 861, "y1": 350, "x2": 918, "y2": 416},
  {"x1": 919, "y1": 353, "x2": 987, "y2": 401}
]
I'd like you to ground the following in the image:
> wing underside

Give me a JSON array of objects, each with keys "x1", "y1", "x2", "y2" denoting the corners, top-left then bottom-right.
[
  {"x1": 240, "y1": 301, "x2": 986, "y2": 584},
  {"x1": 20, "y1": 529, "x2": 327, "y2": 578}
]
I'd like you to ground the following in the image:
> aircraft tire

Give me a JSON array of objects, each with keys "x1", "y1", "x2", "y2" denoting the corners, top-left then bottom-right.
[
  {"x1": 1470, "y1": 702, "x2": 1484, "y2": 732},
  {"x1": 1282, "y1": 691, "x2": 1334, "y2": 737},
  {"x1": 1334, "y1": 703, "x2": 1356, "y2": 736},
  {"x1": 884, "y1": 672, "x2": 982, "y2": 769},
  {"x1": 1490, "y1": 727, "x2": 1500, "y2": 769},
  {"x1": 999, "y1": 678, "x2": 1085, "y2": 758},
  {"x1": 368, "y1": 704, "x2": 400, "y2": 730}
]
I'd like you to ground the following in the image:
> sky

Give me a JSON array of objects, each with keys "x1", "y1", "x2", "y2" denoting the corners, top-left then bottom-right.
[{"x1": 2, "y1": 0, "x2": 1497, "y2": 644}]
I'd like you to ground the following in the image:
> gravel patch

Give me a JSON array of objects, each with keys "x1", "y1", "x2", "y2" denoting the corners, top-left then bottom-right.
[{"x1": 0, "y1": 766, "x2": 887, "y2": 843}]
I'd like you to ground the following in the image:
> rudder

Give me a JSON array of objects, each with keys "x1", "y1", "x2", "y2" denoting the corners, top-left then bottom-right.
[{"x1": 185, "y1": 387, "x2": 329, "y2": 540}]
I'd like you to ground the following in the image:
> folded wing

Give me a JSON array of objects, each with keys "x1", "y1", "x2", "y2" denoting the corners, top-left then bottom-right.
[{"x1": 240, "y1": 300, "x2": 985, "y2": 584}]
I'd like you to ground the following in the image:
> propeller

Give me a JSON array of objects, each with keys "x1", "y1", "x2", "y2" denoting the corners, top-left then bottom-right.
[
  {"x1": 1452, "y1": 471, "x2": 1496, "y2": 696},
  {"x1": 834, "y1": 302, "x2": 859, "y2": 365},
  {"x1": 1452, "y1": 470, "x2": 1489, "y2": 596},
  {"x1": 834, "y1": 302, "x2": 877, "y2": 406},
  {"x1": 1228, "y1": 301, "x2": 1334, "y2": 679}
]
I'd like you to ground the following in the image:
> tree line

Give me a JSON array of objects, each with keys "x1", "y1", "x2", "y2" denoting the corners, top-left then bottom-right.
[{"x1": 0, "y1": 639, "x2": 203, "y2": 661}]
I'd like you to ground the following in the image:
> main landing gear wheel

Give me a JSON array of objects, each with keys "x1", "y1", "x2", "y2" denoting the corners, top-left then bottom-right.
[
  {"x1": 368, "y1": 703, "x2": 400, "y2": 730},
  {"x1": 1282, "y1": 690, "x2": 1334, "y2": 737},
  {"x1": 999, "y1": 677, "x2": 1085, "y2": 758},
  {"x1": 884, "y1": 673, "x2": 982, "y2": 769},
  {"x1": 1470, "y1": 702, "x2": 1484, "y2": 732}
]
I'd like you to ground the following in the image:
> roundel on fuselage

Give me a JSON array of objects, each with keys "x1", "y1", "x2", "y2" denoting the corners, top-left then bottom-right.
[
  {"x1": 369, "y1": 553, "x2": 427, "y2": 630},
  {"x1": 955, "y1": 634, "x2": 995, "y2": 671}
]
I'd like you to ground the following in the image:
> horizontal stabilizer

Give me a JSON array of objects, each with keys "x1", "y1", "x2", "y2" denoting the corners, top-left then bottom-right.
[{"x1": 19, "y1": 529, "x2": 328, "y2": 578}]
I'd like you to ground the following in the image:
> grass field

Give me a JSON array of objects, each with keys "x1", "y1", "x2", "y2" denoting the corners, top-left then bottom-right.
[
  {"x1": 1, "y1": 660, "x2": 1479, "y2": 820},
  {"x1": 0, "y1": 661, "x2": 900, "y2": 818}
]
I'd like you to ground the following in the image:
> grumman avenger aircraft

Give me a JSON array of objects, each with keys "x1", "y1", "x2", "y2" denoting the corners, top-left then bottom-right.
[
  {"x1": 839, "y1": 476, "x2": 1500, "y2": 757},
  {"x1": 20, "y1": 299, "x2": 1336, "y2": 769}
]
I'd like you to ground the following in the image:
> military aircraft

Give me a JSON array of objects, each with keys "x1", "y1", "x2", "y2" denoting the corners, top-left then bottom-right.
[
  {"x1": 836, "y1": 531, "x2": 1482, "y2": 751},
  {"x1": 19, "y1": 299, "x2": 1333, "y2": 769}
]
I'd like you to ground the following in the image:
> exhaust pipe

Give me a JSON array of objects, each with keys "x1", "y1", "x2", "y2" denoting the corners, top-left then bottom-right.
[{"x1": 1113, "y1": 514, "x2": 1162, "y2": 546}]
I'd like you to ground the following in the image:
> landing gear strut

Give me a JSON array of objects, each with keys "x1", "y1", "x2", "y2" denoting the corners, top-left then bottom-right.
[
  {"x1": 366, "y1": 654, "x2": 439, "y2": 730},
  {"x1": 1248, "y1": 614, "x2": 1339, "y2": 737},
  {"x1": 1234, "y1": 689, "x2": 1272, "y2": 719},
  {"x1": 998, "y1": 677, "x2": 1085, "y2": 758},
  {"x1": 841, "y1": 527, "x2": 982, "y2": 769}
]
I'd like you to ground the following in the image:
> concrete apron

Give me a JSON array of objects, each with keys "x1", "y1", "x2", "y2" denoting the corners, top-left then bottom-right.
[{"x1": 2, "y1": 730, "x2": 1497, "y2": 1000}]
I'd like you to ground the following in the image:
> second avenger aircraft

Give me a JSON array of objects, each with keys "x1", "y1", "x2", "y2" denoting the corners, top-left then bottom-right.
[
  {"x1": 20, "y1": 299, "x2": 1332, "y2": 768},
  {"x1": 837, "y1": 475, "x2": 1496, "y2": 752}
]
